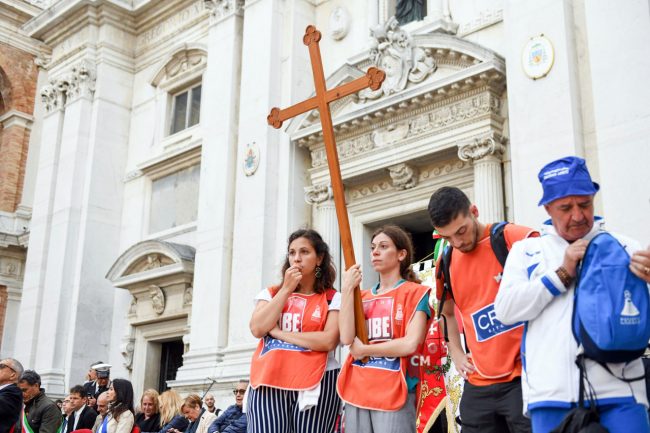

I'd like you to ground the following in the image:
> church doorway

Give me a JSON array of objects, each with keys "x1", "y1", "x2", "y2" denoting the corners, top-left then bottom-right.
[{"x1": 158, "y1": 339, "x2": 184, "y2": 392}]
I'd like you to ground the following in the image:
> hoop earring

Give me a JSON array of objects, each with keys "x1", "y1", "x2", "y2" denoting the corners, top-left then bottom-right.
[{"x1": 315, "y1": 266, "x2": 322, "y2": 279}]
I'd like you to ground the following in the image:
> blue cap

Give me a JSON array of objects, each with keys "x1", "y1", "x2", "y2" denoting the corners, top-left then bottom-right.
[{"x1": 537, "y1": 156, "x2": 599, "y2": 205}]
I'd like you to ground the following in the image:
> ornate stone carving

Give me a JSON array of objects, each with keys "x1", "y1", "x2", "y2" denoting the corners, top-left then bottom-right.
[
  {"x1": 388, "y1": 163, "x2": 419, "y2": 190},
  {"x1": 183, "y1": 287, "x2": 193, "y2": 307},
  {"x1": 128, "y1": 296, "x2": 137, "y2": 316},
  {"x1": 204, "y1": 0, "x2": 244, "y2": 20},
  {"x1": 360, "y1": 17, "x2": 436, "y2": 101},
  {"x1": 39, "y1": 60, "x2": 96, "y2": 113},
  {"x1": 305, "y1": 184, "x2": 333, "y2": 205},
  {"x1": 143, "y1": 254, "x2": 163, "y2": 271},
  {"x1": 329, "y1": 6, "x2": 350, "y2": 41},
  {"x1": 40, "y1": 81, "x2": 66, "y2": 113},
  {"x1": 308, "y1": 93, "x2": 499, "y2": 169},
  {"x1": 458, "y1": 133, "x2": 506, "y2": 162},
  {"x1": 372, "y1": 122, "x2": 410, "y2": 147},
  {"x1": 311, "y1": 134, "x2": 374, "y2": 168},
  {"x1": 64, "y1": 61, "x2": 96, "y2": 101},
  {"x1": 121, "y1": 338, "x2": 135, "y2": 370},
  {"x1": 149, "y1": 285, "x2": 166, "y2": 315},
  {"x1": 348, "y1": 160, "x2": 468, "y2": 200}
]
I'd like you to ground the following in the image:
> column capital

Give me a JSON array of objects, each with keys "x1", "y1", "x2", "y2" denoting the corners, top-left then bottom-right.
[
  {"x1": 204, "y1": 0, "x2": 244, "y2": 24},
  {"x1": 39, "y1": 60, "x2": 96, "y2": 114},
  {"x1": 304, "y1": 183, "x2": 333, "y2": 205},
  {"x1": 458, "y1": 133, "x2": 506, "y2": 162}
]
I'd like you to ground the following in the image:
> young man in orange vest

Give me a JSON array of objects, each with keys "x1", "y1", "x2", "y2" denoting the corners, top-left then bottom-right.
[{"x1": 428, "y1": 187, "x2": 535, "y2": 433}]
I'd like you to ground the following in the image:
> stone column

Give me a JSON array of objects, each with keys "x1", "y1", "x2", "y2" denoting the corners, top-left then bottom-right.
[
  {"x1": 458, "y1": 134, "x2": 506, "y2": 223},
  {"x1": 171, "y1": 0, "x2": 245, "y2": 388},
  {"x1": 16, "y1": 55, "x2": 131, "y2": 394},
  {"x1": 305, "y1": 184, "x2": 341, "y2": 277},
  {"x1": 14, "y1": 78, "x2": 67, "y2": 391}
]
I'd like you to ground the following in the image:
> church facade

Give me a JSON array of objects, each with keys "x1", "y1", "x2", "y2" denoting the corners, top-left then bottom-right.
[{"x1": 1, "y1": 0, "x2": 649, "y2": 403}]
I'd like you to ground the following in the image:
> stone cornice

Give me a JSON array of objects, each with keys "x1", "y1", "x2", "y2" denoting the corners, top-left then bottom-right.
[
  {"x1": 293, "y1": 60, "x2": 505, "y2": 144},
  {"x1": 24, "y1": 0, "x2": 137, "y2": 40},
  {"x1": 0, "y1": 110, "x2": 34, "y2": 129}
]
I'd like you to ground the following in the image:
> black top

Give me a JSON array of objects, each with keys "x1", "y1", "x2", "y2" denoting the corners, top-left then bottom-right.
[{"x1": 135, "y1": 413, "x2": 161, "y2": 433}]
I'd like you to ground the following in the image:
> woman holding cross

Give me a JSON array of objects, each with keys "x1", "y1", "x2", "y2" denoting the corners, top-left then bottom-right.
[
  {"x1": 247, "y1": 229, "x2": 342, "y2": 433},
  {"x1": 338, "y1": 225, "x2": 431, "y2": 433}
]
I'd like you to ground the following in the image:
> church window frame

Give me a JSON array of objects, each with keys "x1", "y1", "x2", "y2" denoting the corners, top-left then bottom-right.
[{"x1": 169, "y1": 82, "x2": 202, "y2": 135}]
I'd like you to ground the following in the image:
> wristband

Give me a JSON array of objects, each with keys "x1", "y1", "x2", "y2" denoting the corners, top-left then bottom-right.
[{"x1": 555, "y1": 266, "x2": 574, "y2": 288}]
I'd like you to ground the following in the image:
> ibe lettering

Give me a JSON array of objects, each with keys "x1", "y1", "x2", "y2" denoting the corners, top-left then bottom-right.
[
  {"x1": 260, "y1": 296, "x2": 309, "y2": 356},
  {"x1": 281, "y1": 296, "x2": 307, "y2": 332},
  {"x1": 352, "y1": 297, "x2": 400, "y2": 371},
  {"x1": 363, "y1": 297, "x2": 394, "y2": 342},
  {"x1": 471, "y1": 303, "x2": 523, "y2": 342}
]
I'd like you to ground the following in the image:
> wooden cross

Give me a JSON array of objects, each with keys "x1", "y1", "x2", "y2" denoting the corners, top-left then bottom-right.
[{"x1": 267, "y1": 25, "x2": 385, "y2": 347}]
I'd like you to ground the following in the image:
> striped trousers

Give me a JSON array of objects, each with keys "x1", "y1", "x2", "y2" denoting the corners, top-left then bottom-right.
[{"x1": 247, "y1": 368, "x2": 341, "y2": 433}]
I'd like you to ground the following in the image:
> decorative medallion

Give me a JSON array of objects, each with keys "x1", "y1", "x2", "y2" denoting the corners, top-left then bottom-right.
[
  {"x1": 329, "y1": 6, "x2": 350, "y2": 41},
  {"x1": 243, "y1": 142, "x2": 260, "y2": 176},
  {"x1": 522, "y1": 35, "x2": 554, "y2": 80}
]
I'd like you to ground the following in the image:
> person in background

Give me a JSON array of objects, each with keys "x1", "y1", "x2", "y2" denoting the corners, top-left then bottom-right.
[
  {"x1": 202, "y1": 394, "x2": 219, "y2": 417},
  {"x1": 135, "y1": 389, "x2": 161, "y2": 433},
  {"x1": 179, "y1": 395, "x2": 216, "y2": 433},
  {"x1": 0, "y1": 358, "x2": 24, "y2": 433},
  {"x1": 19, "y1": 370, "x2": 62, "y2": 433},
  {"x1": 98, "y1": 378, "x2": 134, "y2": 433},
  {"x1": 60, "y1": 396, "x2": 73, "y2": 433},
  {"x1": 84, "y1": 361, "x2": 104, "y2": 409},
  {"x1": 207, "y1": 380, "x2": 248, "y2": 433},
  {"x1": 92, "y1": 392, "x2": 109, "y2": 433},
  {"x1": 67, "y1": 385, "x2": 98, "y2": 432},
  {"x1": 158, "y1": 390, "x2": 188, "y2": 433}
]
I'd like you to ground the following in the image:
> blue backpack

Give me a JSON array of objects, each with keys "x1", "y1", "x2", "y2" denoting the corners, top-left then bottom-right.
[{"x1": 573, "y1": 232, "x2": 650, "y2": 365}]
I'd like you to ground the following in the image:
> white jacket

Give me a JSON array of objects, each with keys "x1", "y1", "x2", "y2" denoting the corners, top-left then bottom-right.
[{"x1": 494, "y1": 219, "x2": 648, "y2": 414}]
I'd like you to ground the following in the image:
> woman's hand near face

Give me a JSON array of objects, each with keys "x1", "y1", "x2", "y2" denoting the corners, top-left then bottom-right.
[
  {"x1": 342, "y1": 264, "x2": 362, "y2": 295},
  {"x1": 280, "y1": 265, "x2": 302, "y2": 294}
]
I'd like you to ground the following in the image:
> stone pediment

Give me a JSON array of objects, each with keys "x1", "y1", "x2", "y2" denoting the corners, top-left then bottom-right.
[
  {"x1": 286, "y1": 19, "x2": 505, "y2": 141},
  {"x1": 106, "y1": 240, "x2": 195, "y2": 288}
]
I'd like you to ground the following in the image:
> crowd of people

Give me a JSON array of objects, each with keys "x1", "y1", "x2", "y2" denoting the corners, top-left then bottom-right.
[
  {"x1": 246, "y1": 156, "x2": 650, "y2": 433},
  {"x1": 0, "y1": 362, "x2": 248, "y2": 433},
  {"x1": 2, "y1": 156, "x2": 650, "y2": 433}
]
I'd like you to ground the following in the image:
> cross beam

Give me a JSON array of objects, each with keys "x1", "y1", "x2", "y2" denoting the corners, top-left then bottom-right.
[{"x1": 268, "y1": 25, "x2": 385, "y2": 349}]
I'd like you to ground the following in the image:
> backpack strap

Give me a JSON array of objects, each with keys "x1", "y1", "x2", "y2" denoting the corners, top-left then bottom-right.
[
  {"x1": 436, "y1": 245, "x2": 453, "y2": 320},
  {"x1": 490, "y1": 222, "x2": 510, "y2": 268},
  {"x1": 325, "y1": 288, "x2": 337, "y2": 305}
]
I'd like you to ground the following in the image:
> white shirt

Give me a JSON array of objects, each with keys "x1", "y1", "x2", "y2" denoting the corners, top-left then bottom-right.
[{"x1": 73, "y1": 405, "x2": 87, "y2": 430}]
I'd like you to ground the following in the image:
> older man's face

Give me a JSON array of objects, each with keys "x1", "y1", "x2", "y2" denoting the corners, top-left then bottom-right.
[
  {"x1": 0, "y1": 359, "x2": 18, "y2": 385},
  {"x1": 96, "y1": 394, "x2": 109, "y2": 416},
  {"x1": 544, "y1": 195, "x2": 595, "y2": 242}
]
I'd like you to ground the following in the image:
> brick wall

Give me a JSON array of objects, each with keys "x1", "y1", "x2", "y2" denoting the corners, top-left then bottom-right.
[{"x1": 0, "y1": 42, "x2": 38, "y2": 213}]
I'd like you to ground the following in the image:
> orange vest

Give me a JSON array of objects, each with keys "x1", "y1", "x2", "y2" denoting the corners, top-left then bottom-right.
[
  {"x1": 250, "y1": 287, "x2": 335, "y2": 390},
  {"x1": 436, "y1": 224, "x2": 535, "y2": 385},
  {"x1": 337, "y1": 281, "x2": 429, "y2": 411}
]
